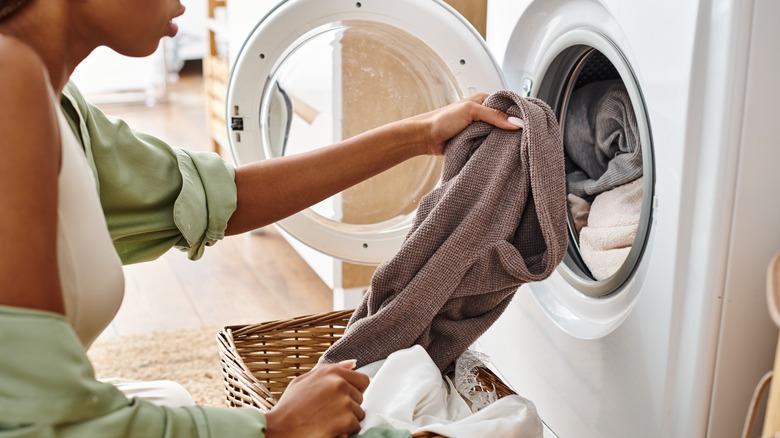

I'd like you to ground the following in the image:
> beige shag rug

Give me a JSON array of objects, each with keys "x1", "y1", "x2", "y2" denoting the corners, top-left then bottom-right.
[{"x1": 87, "y1": 326, "x2": 226, "y2": 407}]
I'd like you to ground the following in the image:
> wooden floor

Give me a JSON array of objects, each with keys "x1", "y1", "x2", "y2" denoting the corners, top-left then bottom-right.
[{"x1": 94, "y1": 62, "x2": 332, "y2": 340}]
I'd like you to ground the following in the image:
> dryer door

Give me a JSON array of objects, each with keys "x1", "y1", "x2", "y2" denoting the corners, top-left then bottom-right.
[{"x1": 227, "y1": 0, "x2": 504, "y2": 264}]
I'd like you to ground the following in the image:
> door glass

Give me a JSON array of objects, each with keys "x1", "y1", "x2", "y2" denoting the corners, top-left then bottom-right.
[
  {"x1": 260, "y1": 20, "x2": 462, "y2": 231},
  {"x1": 537, "y1": 46, "x2": 652, "y2": 296}
]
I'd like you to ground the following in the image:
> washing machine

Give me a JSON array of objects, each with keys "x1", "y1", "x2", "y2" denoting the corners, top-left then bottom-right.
[{"x1": 225, "y1": 0, "x2": 780, "y2": 436}]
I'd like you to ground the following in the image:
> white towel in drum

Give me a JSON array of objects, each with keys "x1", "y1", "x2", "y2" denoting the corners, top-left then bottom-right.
[
  {"x1": 357, "y1": 345, "x2": 541, "y2": 438},
  {"x1": 579, "y1": 177, "x2": 643, "y2": 280}
]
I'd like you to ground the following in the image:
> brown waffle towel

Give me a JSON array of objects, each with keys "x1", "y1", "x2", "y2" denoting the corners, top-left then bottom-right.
[{"x1": 320, "y1": 91, "x2": 568, "y2": 372}]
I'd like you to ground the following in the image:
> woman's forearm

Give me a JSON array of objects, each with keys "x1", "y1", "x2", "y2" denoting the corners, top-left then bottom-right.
[{"x1": 225, "y1": 118, "x2": 427, "y2": 235}]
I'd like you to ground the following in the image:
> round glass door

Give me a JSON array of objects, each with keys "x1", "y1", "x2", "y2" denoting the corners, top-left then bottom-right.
[
  {"x1": 261, "y1": 20, "x2": 457, "y2": 231},
  {"x1": 536, "y1": 45, "x2": 654, "y2": 298},
  {"x1": 227, "y1": 0, "x2": 504, "y2": 263}
]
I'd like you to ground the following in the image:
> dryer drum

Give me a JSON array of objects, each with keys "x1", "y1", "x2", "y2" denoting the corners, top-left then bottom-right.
[{"x1": 536, "y1": 46, "x2": 654, "y2": 297}]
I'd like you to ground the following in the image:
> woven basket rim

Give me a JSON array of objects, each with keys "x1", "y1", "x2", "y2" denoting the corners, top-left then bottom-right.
[
  {"x1": 224, "y1": 308, "x2": 354, "y2": 336},
  {"x1": 217, "y1": 327, "x2": 277, "y2": 407}
]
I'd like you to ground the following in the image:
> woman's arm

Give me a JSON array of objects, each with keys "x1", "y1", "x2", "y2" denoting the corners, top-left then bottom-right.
[
  {"x1": 226, "y1": 93, "x2": 521, "y2": 235},
  {"x1": 0, "y1": 36, "x2": 63, "y2": 314},
  {"x1": 61, "y1": 81, "x2": 238, "y2": 263}
]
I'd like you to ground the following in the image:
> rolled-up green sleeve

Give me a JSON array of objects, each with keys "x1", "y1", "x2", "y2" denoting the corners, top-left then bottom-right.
[
  {"x1": 60, "y1": 81, "x2": 237, "y2": 264},
  {"x1": 0, "y1": 305, "x2": 267, "y2": 437}
]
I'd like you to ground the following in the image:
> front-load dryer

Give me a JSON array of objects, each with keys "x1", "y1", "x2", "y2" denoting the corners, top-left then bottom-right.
[{"x1": 224, "y1": 0, "x2": 780, "y2": 437}]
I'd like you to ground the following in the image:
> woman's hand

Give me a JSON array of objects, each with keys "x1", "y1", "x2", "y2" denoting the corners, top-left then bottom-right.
[
  {"x1": 264, "y1": 360, "x2": 369, "y2": 438},
  {"x1": 409, "y1": 93, "x2": 524, "y2": 156}
]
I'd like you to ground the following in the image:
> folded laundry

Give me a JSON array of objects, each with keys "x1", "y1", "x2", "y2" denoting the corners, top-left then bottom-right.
[
  {"x1": 319, "y1": 90, "x2": 568, "y2": 372},
  {"x1": 564, "y1": 80, "x2": 642, "y2": 197}
]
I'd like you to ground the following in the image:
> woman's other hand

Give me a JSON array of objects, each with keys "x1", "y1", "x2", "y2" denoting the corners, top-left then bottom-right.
[{"x1": 264, "y1": 360, "x2": 369, "y2": 438}]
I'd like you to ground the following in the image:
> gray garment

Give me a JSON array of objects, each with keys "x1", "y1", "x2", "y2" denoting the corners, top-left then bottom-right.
[
  {"x1": 320, "y1": 91, "x2": 569, "y2": 373},
  {"x1": 564, "y1": 80, "x2": 642, "y2": 197}
]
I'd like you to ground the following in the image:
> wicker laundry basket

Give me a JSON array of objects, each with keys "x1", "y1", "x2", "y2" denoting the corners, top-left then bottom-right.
[{"x1": 217, "y1": 309, "x2": 516, "y2": 438}]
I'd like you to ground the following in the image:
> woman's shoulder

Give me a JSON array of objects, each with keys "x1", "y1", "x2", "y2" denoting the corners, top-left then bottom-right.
[
  {"x1": 0, "y1": 35, "x2": 47, "y2": 82},
  {"x1": 0, "y1": 35, "x2": 59, "y2": 158},
  {"x1": 0, "y1": 35, "x2": 51, "y2": 111}
]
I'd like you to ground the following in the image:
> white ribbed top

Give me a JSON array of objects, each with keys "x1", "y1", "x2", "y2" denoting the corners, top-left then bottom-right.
[{"x1": 55, "y1": 103, "x2": 124, "y2": 348}]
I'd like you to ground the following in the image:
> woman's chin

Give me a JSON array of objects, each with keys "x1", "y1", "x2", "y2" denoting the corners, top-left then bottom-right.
[
  {"x1": 115, "y1": 41, "x2": 164, "y2": 58},
  {"x1": 165, "y1": 20, "x2": 179, "y2": 38}
]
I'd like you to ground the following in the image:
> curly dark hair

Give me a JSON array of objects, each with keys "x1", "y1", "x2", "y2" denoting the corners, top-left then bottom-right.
[{"x1": 0, "y1": 0, "x2": 31, "y2": 21}]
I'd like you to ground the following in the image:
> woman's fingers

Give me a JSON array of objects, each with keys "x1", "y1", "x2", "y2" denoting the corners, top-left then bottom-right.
[
  {"x1": 464, "y1": 92, "x2": 489, "y2": 104},
  {"x1": 508, "y1": 116, "x2": 525, "y2": 128},
  {"x1": 469, "y1": 103, "x2": 522, "y2": 131},
  {"x1": 336, "y1": 366, "x2": 370, "y2": 393},
  {"x1": 351, "y1": 399, "x2": 366, "y2": 424}
]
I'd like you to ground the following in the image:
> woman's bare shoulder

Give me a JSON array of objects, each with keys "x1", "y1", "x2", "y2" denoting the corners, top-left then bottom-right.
[
  {"x1": 0, "y1": 35, "x2": 48, "y2": 87},
  {"x1": 0, "y1": 35, "x2": 57, "y2": 154}
]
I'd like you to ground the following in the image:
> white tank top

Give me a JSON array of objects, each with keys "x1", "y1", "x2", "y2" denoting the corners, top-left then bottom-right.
[{"x1": 56, "y1": 104, "x2": 124, "y2": 349}]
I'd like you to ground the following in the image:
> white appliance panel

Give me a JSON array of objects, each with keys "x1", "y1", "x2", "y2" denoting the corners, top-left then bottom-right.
[{"x1": 481, "y1": 0, "x2": 780, "y2": 436}]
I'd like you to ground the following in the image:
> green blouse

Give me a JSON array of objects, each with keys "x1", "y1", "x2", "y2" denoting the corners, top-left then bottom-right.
[
  {"x1": 0, "y1": 305, "x2": 267, "y2": 437},
  {"x1": 60, "y1": 82, "x2": 237, "y2": 265}
]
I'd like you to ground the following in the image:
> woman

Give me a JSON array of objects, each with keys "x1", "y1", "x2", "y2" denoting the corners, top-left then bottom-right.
[{"x1": 0, "y1": 0, "x2": 522, "y2": 436}]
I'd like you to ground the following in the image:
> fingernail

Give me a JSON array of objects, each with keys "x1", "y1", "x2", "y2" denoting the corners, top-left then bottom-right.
[
  {"x1": 508, "y1": 117, "x2": 525, "y2": 128},
  {"x1": 338, "y1": 359, "x2": 358, "y2": 369}
]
